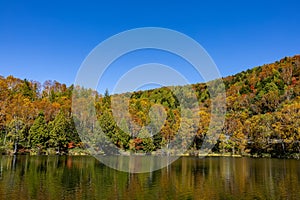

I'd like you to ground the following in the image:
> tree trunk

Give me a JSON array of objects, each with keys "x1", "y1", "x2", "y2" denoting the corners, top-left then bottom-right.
[
  {"x1": 13, "y1": 139, "x2": 18, "y2": 155},
  {"x1": 3, "y1": 130, "x2": 7, "y2": 145}
]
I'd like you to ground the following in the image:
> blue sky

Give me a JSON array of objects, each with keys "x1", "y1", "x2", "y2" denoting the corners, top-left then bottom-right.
[{"x1": 0, "y1": 0, "x2": 300, "y2": 94}]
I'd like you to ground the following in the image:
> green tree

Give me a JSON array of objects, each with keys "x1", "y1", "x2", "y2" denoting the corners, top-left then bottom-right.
[
  {"x1": 138, "y1": 128, "x2": 155, "y2": 153},
  {"x1": 98, "y1": 111, "x2": 130, "y2": 150},
  {"x1": 48, "y1": 111, "x2": 71, "y2": 153},
  {"x1": 29, "y1": 113, "x2": 49, "y2": 152},
  {"x1": 6, "y1": 118, "x2": 27, "y2": 153}
]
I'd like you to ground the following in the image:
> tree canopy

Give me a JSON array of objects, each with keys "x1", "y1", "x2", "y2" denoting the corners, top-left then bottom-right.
[{"x1": 0, "y1": 55, "x2": 300, "y2": 157}]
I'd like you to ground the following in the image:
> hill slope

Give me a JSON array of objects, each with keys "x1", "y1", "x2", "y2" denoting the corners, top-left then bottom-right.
[{"x1": 0, "y1": 55, "x2": 300, "y2": 157}]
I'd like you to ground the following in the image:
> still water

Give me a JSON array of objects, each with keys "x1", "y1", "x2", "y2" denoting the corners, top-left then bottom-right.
[{"x1": 0, "y1": 156, "x2": 299, "y2": 200}]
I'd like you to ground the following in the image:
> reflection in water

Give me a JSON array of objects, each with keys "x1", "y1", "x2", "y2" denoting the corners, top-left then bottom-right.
[
  {"x1": 96, "y1": 155, "x2": 176, "y2": 173},
  {"x1": 0, "y1": 156, "x2": 299, "y2": 200}
]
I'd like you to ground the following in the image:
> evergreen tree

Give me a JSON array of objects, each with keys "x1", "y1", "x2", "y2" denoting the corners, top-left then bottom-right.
[
  {"x1": 29, "y1": 113, "x2": 49, "y2": 151},
  {"x1": 48, "y1": 111, "x2": 70, "y2": 153}
]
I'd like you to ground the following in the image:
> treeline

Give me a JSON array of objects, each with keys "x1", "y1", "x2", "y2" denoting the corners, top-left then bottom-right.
[
  {"x1": 1, "y1": 55, "x2": 300, "y2": 157},
  {"x1": 0, "y1": 78, "x2": 80, "y2": 154}
]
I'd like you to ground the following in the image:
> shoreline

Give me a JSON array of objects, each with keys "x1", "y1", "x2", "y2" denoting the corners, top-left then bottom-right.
[{"x1": 1, "y1": 150, "x2": 299, "y2": 159}]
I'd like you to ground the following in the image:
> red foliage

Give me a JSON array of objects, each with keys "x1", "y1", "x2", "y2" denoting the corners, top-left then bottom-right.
[{"x1": 68, "y1": 142, "x2": 75, "y2": 149}]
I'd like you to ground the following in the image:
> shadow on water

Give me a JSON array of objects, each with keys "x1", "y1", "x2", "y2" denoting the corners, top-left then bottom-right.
[{"x1": 0, "y1": 156, "x2": 299, "y2": 200}]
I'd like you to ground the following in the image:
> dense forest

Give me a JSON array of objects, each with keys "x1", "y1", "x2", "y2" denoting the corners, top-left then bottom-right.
[{"x1": 1, "y1": 55, "x2": 300, "y2": 158}]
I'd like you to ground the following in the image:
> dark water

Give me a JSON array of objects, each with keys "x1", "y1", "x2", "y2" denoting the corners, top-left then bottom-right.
[{"x1": 0, "y1": 156, "x2": 299, "y2": 200}]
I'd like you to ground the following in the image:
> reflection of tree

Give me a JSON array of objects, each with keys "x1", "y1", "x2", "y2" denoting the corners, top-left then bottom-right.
[{"x1": 0, "y1": 156, "x2": 300, "y2": 199}]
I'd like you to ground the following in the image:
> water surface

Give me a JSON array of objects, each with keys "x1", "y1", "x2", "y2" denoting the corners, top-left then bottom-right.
[{"x1": 0, "y1": 156, "x2": 299, "y2": 199}]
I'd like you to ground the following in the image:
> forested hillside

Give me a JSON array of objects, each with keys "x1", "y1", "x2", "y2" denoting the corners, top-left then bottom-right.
[{"x1": 0, "y1": 55, "x2": 300, "y2": 157}]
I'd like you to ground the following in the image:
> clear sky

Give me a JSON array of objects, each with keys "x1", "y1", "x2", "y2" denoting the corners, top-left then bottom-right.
[{"x1": 0, "y1": 0, "x2": 300, "y2": 94}]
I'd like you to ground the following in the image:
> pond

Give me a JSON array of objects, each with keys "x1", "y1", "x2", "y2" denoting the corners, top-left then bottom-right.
[{"x1": 0, "y1": 156, "x2": 299, "y2": 199}]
